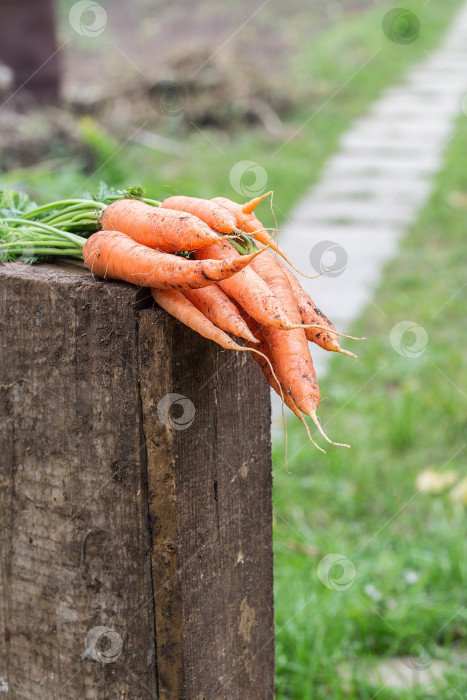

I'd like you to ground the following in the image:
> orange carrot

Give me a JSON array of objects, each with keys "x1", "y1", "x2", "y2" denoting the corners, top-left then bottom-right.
[
  {"x1": 184, "y1": 286, "x2": 258, "y2": 344},
  {"x1": 151, "y1": 288, "x2": 248, "y2": 351},
  {"x1": 101, "y1": 198, "x2": 221, "y2": 252},
  {"x1": 195, "y1": 240, "x2": 302, "y2": 330},
  {"x1": 212, "y1": 195, "x2": 316, "y2": 279},
  {"x1": 83, "y1": 230, "x2": 265, "y2": 290},
  {"x1": 241, "y1": 192, "x2": 272, "y2": 215},
  {"x1": 250, "y1": 246, "x2": 301, "y2": 321},
  {"x1": 161, "y1": 196, "x2": 241, "y2": 234},
  {"x1": 260, "y1": 321, "x2": 348, "y2": 448},
  {"x1": 281, "y1": 264, "x2": 357, "y2": 360},
  {"x1": 151, "y1": 290, "x2": 289, "y2": 404},
  {"x1": 246, "y1": 248, "x2": 348, "y2": 446},
  {"x1": 213, "y1": 194, "x2": 269, "y2": 237},
  {"x1": 241, "y1": 312, "x2": 325, "y2": 453}
]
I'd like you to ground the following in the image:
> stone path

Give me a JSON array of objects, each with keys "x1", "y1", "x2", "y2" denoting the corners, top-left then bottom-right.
[{"x1": 272, "y1": 1, "x2": 467, "y2": 422}]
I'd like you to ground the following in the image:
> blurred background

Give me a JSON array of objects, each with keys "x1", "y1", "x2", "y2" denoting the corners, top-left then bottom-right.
[{"x1": 1, "y1": 0, "x2": 467, "y2": 697}]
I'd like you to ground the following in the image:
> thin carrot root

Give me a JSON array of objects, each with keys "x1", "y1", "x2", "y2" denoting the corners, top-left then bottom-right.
[
  {"x1": 231, "y1": 343, "x2": 287, "y2": 407},
  {"x1": 242, "y1": 191, "x2": 273, "y2": 215},
  {"x1": 256, "y1": 232, "x2": 333, "y2": 282},
  {"x1": 304, "y1": 325, "x2": 366, "y2": 341},
  {"x1": 241, "y1": 341, "x2": 324, "y2": 456},
  {"x1": 337, "y1": 348, "x2": 358, "y2": 360},
  {"x1": 246, "y1": 192, "x2": 329, "y2": 281},
  {"x1": 256, "y1": 231, "x2": 325, "y2": 281},
  {"x1": 330, "y1": 332, "x2": 366, "y2": 341},
  {"x1": 290, "y1": 261, "x2": 337, "y2": 281},
  {"x1": 309, "y1": 411, "x2": 350, "y2": 449},
  {"x1": 239, "y1": 344, "x2": 298, "y2": 468},
  {"x1": 222, "y1": 233, "x2": 254, "y2": 239},
  {"x1": 269, "y1": 190, "x2": 278, "y2": 237},
  {"x1": 299, "y1": 413, "x2": 326, "y2": 454},
  {"x1": 239, "y1": 310, "x2": 326, "y2": 454},
  {"x1": 287, "y1": 322, "x2": 363, "y2": 337},
  {"x1": 248, "y1": 347, "x2": 284, "y2": 403}
]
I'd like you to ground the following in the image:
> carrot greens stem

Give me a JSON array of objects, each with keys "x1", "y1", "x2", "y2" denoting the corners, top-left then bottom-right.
[
  {"x1": 19, "y1": 199, "x2": 103, "y2": 220},
  {"x1": 1, "y1": 218, "x2": 86, "y2": 245}
]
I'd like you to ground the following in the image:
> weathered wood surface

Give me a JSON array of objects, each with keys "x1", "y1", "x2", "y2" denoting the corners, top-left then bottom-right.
[{"x1": 0, "y1": 262, "x2": 274, "y2": 699}]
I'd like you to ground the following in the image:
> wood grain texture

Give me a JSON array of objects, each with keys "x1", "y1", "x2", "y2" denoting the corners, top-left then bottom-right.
[
  {"x1": 0, "y1": 261, "x2": 274, "y2": 700},
  {"x1": 138, "y1": 310, "x2": 274, "y2": 699},
  {"x1": 0, "y1": 262, "x2": 157, "y2": 699}
]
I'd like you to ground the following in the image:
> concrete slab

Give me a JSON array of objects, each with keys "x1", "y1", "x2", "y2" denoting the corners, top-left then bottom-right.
[
  {"x1": 271, "y1": 1, "x2": 467, "y2": 424},
  {"x1": 323, "y1": 153, "x2": 442, "y2": 176}
]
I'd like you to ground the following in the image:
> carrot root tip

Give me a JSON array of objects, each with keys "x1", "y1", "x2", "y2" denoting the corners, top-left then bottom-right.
[
  {"x1": 310, "y1": 412, "x2": 350, "y2": 449},
  {"x1": 337, "y1": 348, "x2": 358, "y2": 361},
  {"x1": 296, "y1": 412, "x2": 326, "y2": 453},
  {"x1": 242, "y1": 191, "x2": 273, "y2": 214}
]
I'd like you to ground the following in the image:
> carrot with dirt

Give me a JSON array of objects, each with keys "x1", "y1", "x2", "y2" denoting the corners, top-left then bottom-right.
[
  {"x1": 254, "y1": 247, "x2": 360, "y2": 356},
  {"x1": 184, "y1": 286, "x2": 259, "y2": 344},
  {"x1": 195, "y1": 241, "x2": 334, "y2": 333},
  {"x1": 151, "y1": 288, "x2": 254, "y2": 351},
  {"x1": 212, "y1": 193, "x2": 318, "y2": 279},
  {"x1": 260, "y1": 320, "x2": 348, "y2": 448},
  {"x1": 241, "y1": 311, "x2": 325, "y2": 453},
  {"x1": 151, "y1": 289, "x2": 288, "y2": 400},
  {"x1": 16, "y1": 191, "x2": 259, "y2": 255},
  {"x1": 212, "y1": 193, "x2": 271, "y2": 234},
  {"x1": 100, "y1": 199, "x2": 223, "y2": 252},
  {"x1": 281, "y1": 263, "x2": 358, "y2": 359},
  {"x1": 161, "y1": 195, "x2": 243, "y2": 235},
  {"x1": 0, "y1": 185, "x2": 361, "y2": 451},
  {"x1": 195, "y1": 241, "x2": 305, "y2": 330},
  {"x1": 246, "y1": 246, "x2": 348, "y2": 446},
  {"x1": 83, "y1": 230, "x2": 266, "y2": 290}
]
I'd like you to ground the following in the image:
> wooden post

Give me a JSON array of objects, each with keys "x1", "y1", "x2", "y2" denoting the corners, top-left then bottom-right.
[{"x1": 0, "y1": 262, "x2": 274, "y2": 699}]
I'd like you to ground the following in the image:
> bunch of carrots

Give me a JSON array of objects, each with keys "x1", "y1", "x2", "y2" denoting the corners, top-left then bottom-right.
[{"x1": 0, "y1": 187, "x2": 361, "y2": 453}]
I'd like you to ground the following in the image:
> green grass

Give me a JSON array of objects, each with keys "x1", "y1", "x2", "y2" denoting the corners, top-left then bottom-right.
[{"x1": 272, "y1": 118, "x2": 467, "y2": 699}]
